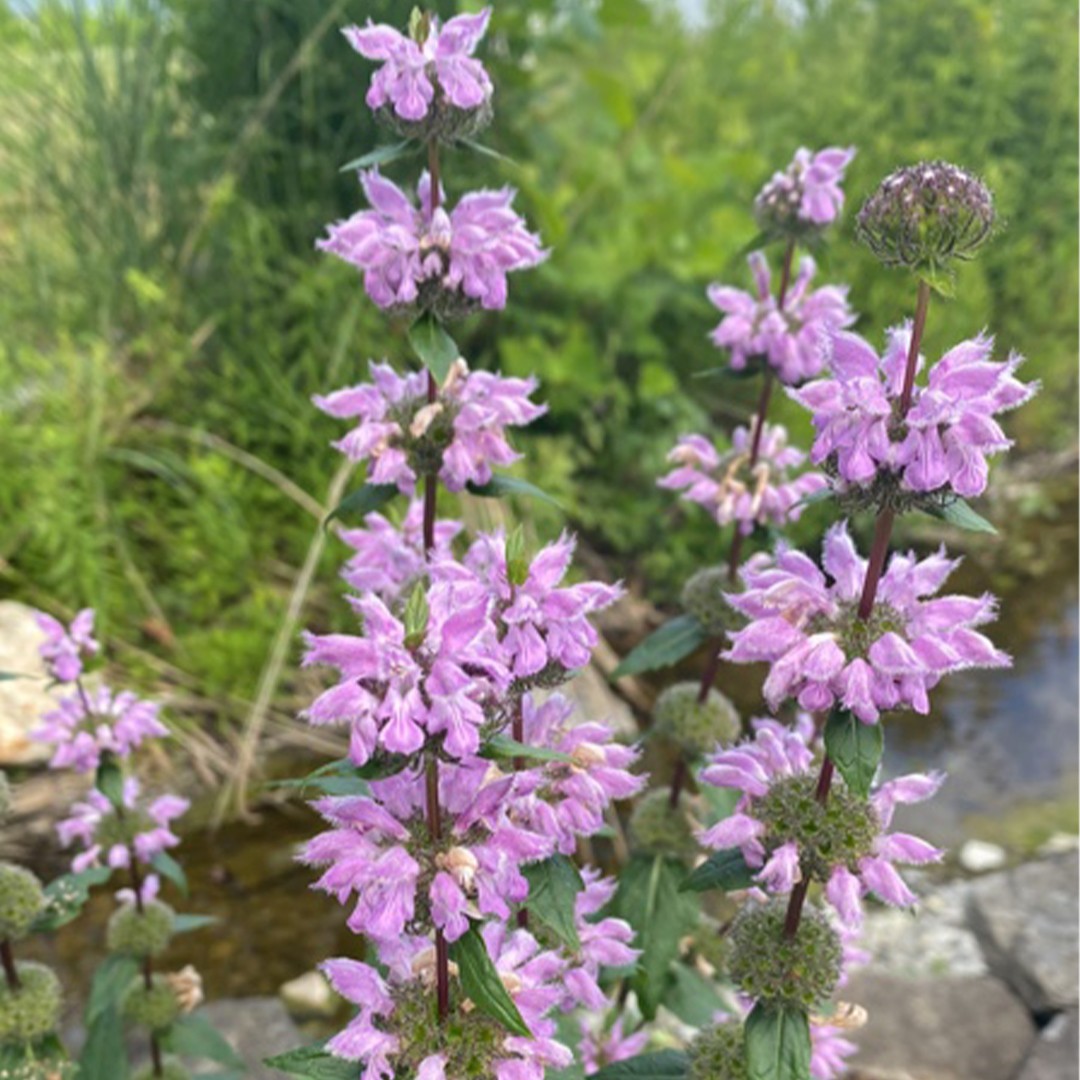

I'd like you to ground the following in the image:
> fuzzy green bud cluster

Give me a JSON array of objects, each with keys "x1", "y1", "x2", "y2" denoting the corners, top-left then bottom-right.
[
  {"x1": 628, "y1": 788, "x2": 699, "y2": 861},
  {"x1": 681, "y1": 567, "x2": 736, "y2": 638},
  {"x1": 0, "y1": 964, "x2": 62, "y2": 1045},
  {"x1": 856, "y1": 161, "x2": 995, "y2": 278},
  {"x1": 729, "y1": 901, "x2": 842, "y2": 1010},
  {"x1": 653, "y1": 681, "x2": 740, "y2": 758},
  {"x1": 688, "y1": 1022, "x2": 748, "y2": 1080},
  {"x1": 107, "y1": 901, "x2": 176, "y2": 959},
  {"x1": 122, "y1": 976, "x2": 180, "y2": 1034},
  {"x1": 0, "y1": 865, "x2": 46, "y2": 943}
]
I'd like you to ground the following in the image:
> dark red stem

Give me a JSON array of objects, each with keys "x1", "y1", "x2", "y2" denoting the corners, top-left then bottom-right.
[
  {"x1": 426, "y1": 755, "x2": 450, "y2": 1021},
  {"x1": 1, "y1": 939, "x2": 19, "y2": 990},
  {"x1": 898, "y1": 280, "x2": 931, "y2": 416}
]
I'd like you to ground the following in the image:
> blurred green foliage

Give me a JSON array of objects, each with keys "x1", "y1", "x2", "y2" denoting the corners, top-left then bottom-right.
[{"x1": 0, "y1": 0, "x2": 1075, "y2": 714}]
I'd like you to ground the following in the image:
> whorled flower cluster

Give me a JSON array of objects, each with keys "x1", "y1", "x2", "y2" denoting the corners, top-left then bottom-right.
[
  {"x1": 793, "y1": 326, "x2": 1037, "y2": 508},
  {"x1": 754, "y1": 146, "x2": 856, "y2": 234},
  {"x1": 698, "y1": 715, "x2": 943, "y2": 926},
  {"x1": 707, "y1": 252, "x2": 854, "y2": 385},
  {"x1": 659, "y1": 420, "x2": 827, "y2": 535},
  {"x1": 318, "y1": 170, "x2": 546, "y2": 315},
  {"x1": 723, "y1": 522, "x2": 1010, "y2": 722},
  {"x1": 314, "y1": 357, "x2": 545, "y2": 494}
]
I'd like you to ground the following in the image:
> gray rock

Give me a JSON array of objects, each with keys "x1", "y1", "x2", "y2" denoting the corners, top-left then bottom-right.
[
  {"x1": 959, "y1": 839, "x2": 1008, "y2": 873},
  {"x1": 859, "y1": 879, "x2": 987, "y2": 978},
  {"x1": 0, "y1": 600, "x2": 65, "y2": 765},
  {"x1": 195, "y1": 997, "x2": 303, "y2": 1078},
  {"x1": 1015, "y1": 1009, "x2": 1079, "y2": 1080},
  {"x1": 845, "y1": 972, "x2": 1036, "y2": 1080},
  {"x1": 967, "y1": 852, "x2": 1079, "y2": 1012},
  {"x1": 279, "y1": 969, "x2": 337, "y2": 1019},
  {"x1": 559, "y1": 663, "x2": 639, "y2": 741}
]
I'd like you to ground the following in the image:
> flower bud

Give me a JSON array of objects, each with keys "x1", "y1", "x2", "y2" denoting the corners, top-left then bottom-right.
[
  {"x1": 856, "y1": 161, "x2": 995, "y2": 278},
  {"x1": 688, "y1": 1022, "x2": 747, "y2": 1080},
  {"x1": 106, "y1": 900, "x2": 175, "y2": 959},
  {"x1": 0, "y1": 863, "x2": 46, "y2": 942},
  {"x1": 628, "y1": 788, "x2": 699, "y2": 862},
  {"x1": 681, "y1": 567, "x2": 735, "y2": 638},
  {"x1": 729, "y1": 900, "x2": 843, "y2": 1010},
  {"x1": 654, "y1": 681, "x2": 741, "y2": 758},
  {"x1": 0, "y1": 962, "x2": 62, "y2": 1045},
  {"x1": 122, "y1": 975, "x2": 181, "y2": 1034}
]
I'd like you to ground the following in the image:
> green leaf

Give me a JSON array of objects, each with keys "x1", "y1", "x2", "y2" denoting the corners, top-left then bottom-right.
[
  {"x1": 479, "y1": 734, "x2": 572, "y2": 765},
  {"x1": 918, "y1": 264, "x2": 957, "y2": 299},
  {"x1": 591, "y1": 1050, "x2": 691, "y2": 1078},
  {"x1": 523, "y1": 855, "x2": 584, "y2": 950},
  {"x1": 460, "y1": 138, "x2": 519, "y2": 166},
  {"x1": 662, "y1": 963, "x2": 730, "y2": 1028},
  {"x1": 173, "y1": 913, "x2": 218, "y2": 934},
  {"x1": 151, "y1": 851, "x2": 188, "y2": 897},
  {"x1": 924, "y1": 497, "x2": 997, "y2": 534},
  {"x1": 403, "y1": 581, "x2": 430, "y2": 648},
  {"x1": 449, "y1": 921, "x2": 531, "y2": 1037},
  {"x1": 681, "y1": 847, "x2": 756, "y2": 894},
  {"x1": 610, "y1": 855, "x2": 699, "y2": 1019},
  {"x1": 32, "y1": 865, "x2": 113, "y2": 932},
  {"x1": 792, "y1": 487, "x2": 836, "y2": 511},
  {"x1": 0, "y1": 671, "x2": 26, "y2": 682},
  {"x1": 466, "y1": 473, "x2": 564, "y2": 509},
  {"x1": 408, "y1": 312, "x2": 459, "y2": 383},
  {"x1": 163, "y1": 1013, "x2": 244, "y2": 1068},
  {"x1": 692, "y1": 359, "x2": 766, "y2": 381},
  {"x1": 87, "y1": 953, "x2": 139, "y2": 1023},
  {"x1": 611, "y1": 615, "x2": 706, "y2": 679},
  {"x1": 95, "y1": 754, "x2": 125, "y2": 809},
  {"x1": 744, "y1": 1002, "x2": 811, "y2": 1080},
  {"x1": 324, "y1": 482, "x2": 398, "y2": 529},
  {"x1": 79, "y1": 1005, "x2": 130, "y2": 1080},
  {"x1": 697, "y1": 775, "x2": 740, "y2": 826},
  {"x1": 264, "y1": 1045, "x2": 357, "y2": 1079},
  {"x1": 823, "y1": 707, "x2": 884, "y2": 798},
  {"x1": 339, "y1": 140, "x2": 414, "y2": 172}
]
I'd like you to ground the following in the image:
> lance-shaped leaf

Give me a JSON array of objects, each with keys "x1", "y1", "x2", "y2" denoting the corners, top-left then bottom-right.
[
  {"x1": 408, "y1": 312, "x2": 459, "y2": 383},
  {"x1": 163, "y1": 1013, "x2": 245, "y2": 1070},
  {"x1": 923, "y1": 497, "x2": 997, "y2": 534},
  {"x1": 612, "y1": 615, "x2": 706, "y2": 679},
  {"x1": 264, "y1": 1046, "x2": 358, "y2": 1079},
  {"x1": 591, "y1": 1050, "x2": 691, "y2": 1078},
  {"x1": 523, "y1": 855, "x2": 584, "y2": 950},
  {"x1": 681, "y1": 847, "x2": 756, "y2": 894},
  {"x1": 32, "y1": 865, "x2": 113, "y2": 933},
  {"x1": 823, "y1": 707, "x2": 884, "y2": 798},
  {"x1": 450, "y1": 921, "x2": 531, "y2": 1037},
  {"x1": 324, "y1": 482, "x2": 398, "y2": 529},
  {"x1": 466, "y1": 473, "x2": 564, "y2": 509},
  {"x1": 479, "y1": 734, "x2": 572, "y2": 765},
  {"x1": 95, "y1": 753, "x2": 125, "y2": 809},
  {"x1": 339, "y1": 140, "x2": 415, "y2": 172},
  {"x1": 151, "y1": 850, "x2": 189, "y2": 896},
  {"x1": 744, "y1": 1001, "x2": 812, "y2": 1080}
]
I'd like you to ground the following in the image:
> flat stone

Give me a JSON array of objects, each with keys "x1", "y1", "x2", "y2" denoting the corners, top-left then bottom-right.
[
  {"x1": 560, "y1": 663, "x2": 639, "y2": 742},
  {"x1": 844, "y1": 972, "x2": 1036, "y2": 1080},
  {"x1": 1015, "y1": 1009, "x2": 1079, "y2": 1080},
  {"x1": 967, "y1": 851, "x2": 1079, "y2": 1012},
  {"x1": 859, "y1": 880, "x2": 987, "y2": 978},
  {"x1": 195, "y1": 997, "x2": 303, "y2": 1079},
  {"x1": 0, "y1": 600, "x2": 64, "y2": 765},
  {"x1": 279, "y1": 969, "x2": 337, "y2": 1019},
  {"x1": 959, "y1": 839, "x2": 1008, "y2": 873}
]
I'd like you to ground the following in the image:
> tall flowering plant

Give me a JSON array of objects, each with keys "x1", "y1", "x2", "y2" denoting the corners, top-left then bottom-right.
[
  {"x1": 603, "y1": 162, "x2": 1034, "y2": 1080},
  {"x1": 29, "y1": 612, "x2": 237, "y2": 1080},
  {"x1": 269, "y1": 11, "x2": 644, "y2": 1078}
]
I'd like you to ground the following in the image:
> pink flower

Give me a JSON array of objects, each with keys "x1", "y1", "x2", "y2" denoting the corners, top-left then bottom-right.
[
  {"x1": 35, "y1": 608, "x2": 99, "y2": 683},
  {"x1": 318, "y1": 170, "x2": 546, "y2": 312},
  {"x1": 755, "y1": 146, "x2": 857, "y2": 229},
  {"x1": 708, "y1": 253, "x2": 854, "y2": 385},
  {"x1": 659, "y1": 421, "x2": 827, "y2": 535},
  {"x1": 811, "y1": 1022, "x2": 859, "y2": 1080},
  {"x1": 33, "y1": 685, "x2": 169, "y2": 774},
  {"x1": 794, "y1": 326, "x2": 1037, "y2": 499},
  {"x1": 343, "y1": 9, "x2": 493, "y2": 122},
  {"x1": 699, "y1": 715, "x2": 944, "y2": 925},
  {"x1": 724, "y1": 521, "x2": 1010, "y2": 722},
  {"x1": 314, "y1": 359, "x2": 546, "y2": 495},
  {"x1": 580, "y1": 1016, "x2": 649, "y2": 1076}
]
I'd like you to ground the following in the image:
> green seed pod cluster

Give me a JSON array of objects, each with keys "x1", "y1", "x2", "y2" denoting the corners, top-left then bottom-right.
[
  {"x1": 653, "y1": 681, "x2": 741, "y2": 758},
  {"x1": 681, "y1": 566, "x2": 735, "y2": 638},
  {"x1": 121, "y1": 976, "x2": 180, "y2": 1034},
  {"x1": 729, "y1": 901, "x2": 843, "y2": 1011},
  {"x1": 107, "y1": 900, "x2": 176, "y2": 959},
  {"x1": 855, "y1": 161, "x2": 995, "y2": 277},
  {"x1": 628, "y1": 788, "x2": 699, "y2": 862},
  {"x1": 0, "y1": 864, "x2": 46, "y2": 943},
  {"x1": 0, "y1": 963, "x2": 63, "y2": 1045},
  {"x1": 134, "y1": 1062, "x2": 192, "y2": 1080},
  {"x1": 688, "y1": 1022, "x2": 749, "y2": 1080},
  {"x1": 0, "y1": 771, "x2": 12, "y2": 822},
  {"x1": 5, "y1": 1056, "x2": 79, "y2": 1080}
]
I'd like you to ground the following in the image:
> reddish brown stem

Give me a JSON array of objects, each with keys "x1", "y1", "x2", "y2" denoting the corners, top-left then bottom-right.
[
  {"x1": 668, "y1": 758, "x2": 688, "y2": 808},
  {"x1": 898, "y1": 280, "x2": 931, "y2": 416},
  {"x1": 426, "y1": 755, "x2": 450, "y2": 1021},
  {"x1": 1, "y1": 939, "x2": 19, "y2": 990},
  {"x1": 428, "y1": 139, "x2": 441, "y2": 216},
  {"x1": 856, "y1": 507, "x2": 896, "y2": 620},
  {"x1": 150, "y1": 1031, "x2": 163, "y2": 1077}
]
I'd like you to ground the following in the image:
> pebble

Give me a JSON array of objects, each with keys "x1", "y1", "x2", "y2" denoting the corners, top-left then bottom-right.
[{"x1": 959, "y1": 838, "x2": 1008, "y2": 873}]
